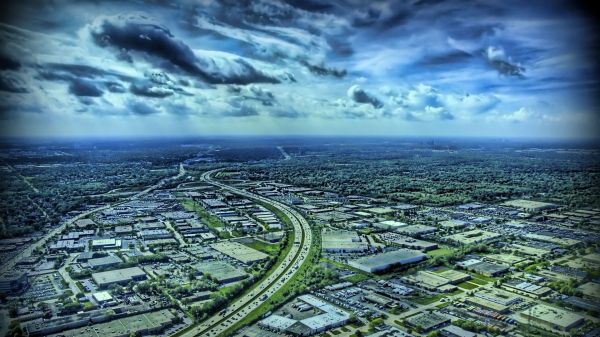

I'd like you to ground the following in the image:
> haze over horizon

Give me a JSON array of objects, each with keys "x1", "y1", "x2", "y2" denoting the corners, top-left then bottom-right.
[{"x1": 1, "y1": 0, "x2": 599, "y2": 139}]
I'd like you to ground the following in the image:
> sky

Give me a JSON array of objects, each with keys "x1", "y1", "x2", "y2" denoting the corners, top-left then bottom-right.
[{"x1": 0, "y1": 0, "x2": 599, "y2": 139}]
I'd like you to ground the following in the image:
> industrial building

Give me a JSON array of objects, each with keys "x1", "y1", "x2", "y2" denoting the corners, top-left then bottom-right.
[
  {"x1": 91, "y1": 238, "x2": 122, "y2": 250},
  {"x1": 520, "y1": 304, "x2": 584, "y2": 332},
  {"x1": 0, "y1": 272, "x2": 29, "y2": 295},
  {"x1": 457, "y1": 259, "x2": 508, "y2": 276},
  {"x1": 502, "y1": 199, "x2": 558, "y2": 213},
  {"x1": 348, "y1": 249, "x2": 427, "y2": 273},
  {"x1": 398, "y1": 225, "x2": 437, "y2": 236},
  {"x1": 321, "y1": 229, "x2": 369, "y2": 253},
  {"x1": 377, "y1": 232, "x2": 438, "y2": 251},
  {"x1": 259, "y1": 295, "x2": 350, "y2": 336},
  {"x1": 405, "y1": 312, "x2": 450, "y2": 332},
  {"x1": 403, "y1": 271, "x2": 457, "y2": 292},
  {"x1": 92, "y1": 267, "x2": 147, "y2": 288},
  {"x1": 193, "y1": 261, "x2": 247, "y2": 284},
  {"x1": 444, "y1": 229, "x2": 501, "y2": 245},
  {"x1": 502, "y1": 280, "x2": 552, "y2": 298},
  {"x1": 210, "y1": 241, "x2": 268, "y2": 264},
  {"x1": 86, "y1": 255, "x2": 123, "y2": 269}
]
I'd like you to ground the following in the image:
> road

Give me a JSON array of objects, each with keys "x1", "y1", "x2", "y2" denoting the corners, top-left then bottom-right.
[
  {"x1": 176, "y1": 168, "x2": 313, "y2": 337},
  {"x1": 276, "y1": 146, "x2": 291, "y2": 160},
  {"x1": 0, "y1": 164, "x2": 186, "y2": 276}
]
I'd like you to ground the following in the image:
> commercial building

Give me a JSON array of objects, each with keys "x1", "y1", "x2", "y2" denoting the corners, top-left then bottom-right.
[
  {"x1": 91, "y1": 239, "x2": 122, "y2": 250},
  {"x1": 35, "y1": 309, "x2": 175, "y2": 337},
  {"x1": 87, "y1": 255, "x2": 123, "y2": 269},
  {"x1": 139, "y1": 229, "x2": 173, "y2": 240},
  {"x1": 474, "y1": 288, "x2": 520, "y2": 306},
  {"x1": 377, "y1": 233, "x2": 438, "y2": 251},
  {"x1": 578, "y1": 282, "x2": 600, "y2": 301},
  {"x1": 439, "y1": 220, "x2": 468, "y2": 230},
  {"x1": 92, "y1": 267, "x2": 147, "y2": 288},
  {"x1": 403, "y1": 271, "x2": 456, "y2": 292},
  {"x1": 520, "y1": 304, "x2": 584, "y2": 332},
  {"x1": 502, "y1": 199, "x2": 558, "y2": 213},
  {"x1": 457, "y1": 259, "x2": 508, "y2": 277},
  {"x1": 74, "y1": 218, "x2": 96, "y2": 229},
  {"x1": 441, "y1": 325, "x2": 478, "y2": 337},
  {"x1": 465, "y1": 296, "x2": 509, "y2": 313},
  {"x1": 321, "y1": 229, "x2": 369, "y2": 253},
  {"x1": 376, "y1": 220, "x2": 409, "y2": 231},
  {"x1": 348, "y1": 249, "x2": 427, "y2": 273},
  {"x1": 210, "y1": 241, "x2": 268, "y2": 264},
  {"x1": 193, "y1": 261, "x2": 247, "y2": 284},
  {"x1": 436, "y1": 269, "x2": 471, "y2": 284},
  {"x1": 405, "y1": 312, "x2": 450, "y2": 332},
  {"x1": 0, "y1": 272, "x2": 29, "y2": 295},
  {"x1": 502, "y1": 280, "x2": 552, "y2": 298},
  {"x1": 398, "y1": 225, "x2": 437, "y2": 236},
  {"x1": 260, "y1": 295, "x2": 350, "y2": 336},
  {"x1": 444, "y1": 230, "x2": 501, "y2": 245},
  {"x1": 92, "y1": 291, "x2": 113, "y2": 304}
]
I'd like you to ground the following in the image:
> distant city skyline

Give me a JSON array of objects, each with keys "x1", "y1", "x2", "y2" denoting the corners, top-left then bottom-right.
[{"x1": 0, "y1": 1, "x2": 599, "y2": 139}]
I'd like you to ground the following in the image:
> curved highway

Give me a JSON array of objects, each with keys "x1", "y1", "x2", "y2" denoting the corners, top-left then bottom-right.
[{"x1": 177, "y1": 168, "x2": 313, "y2": 337}]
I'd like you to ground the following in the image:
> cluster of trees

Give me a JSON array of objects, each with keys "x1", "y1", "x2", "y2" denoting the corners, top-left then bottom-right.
[
  {"x1": 1, "y1": 142, "x2": 201, "y2": 239},
  {"x1": 244, "y1": 146, "x2": 600, "y2": 208},
  {"x1": 453, "y1": 319, "x2": 502, "y2": 335}
]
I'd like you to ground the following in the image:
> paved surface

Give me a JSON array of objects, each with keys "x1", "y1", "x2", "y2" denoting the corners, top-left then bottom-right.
[
  {"x1": 0, "y1": 164, "x2": 186, "y2": 276},
  {"x1": 176, "y1": 168, "x2": 313, "y2": 337}
]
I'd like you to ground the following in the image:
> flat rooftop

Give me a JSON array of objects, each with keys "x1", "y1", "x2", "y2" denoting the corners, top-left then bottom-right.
[
  {"x1": 349, "y1": 249, "x2": 426, "y2": 273},
  {"x1": 91, "y1": 267, "x2": 147, "y2": 286},
  {"x1": 210, "y1": 241, "x2": 268, "y2": 264},
  {"x1": 193, "y1": 261, "x2": 247, "y2": 283}
]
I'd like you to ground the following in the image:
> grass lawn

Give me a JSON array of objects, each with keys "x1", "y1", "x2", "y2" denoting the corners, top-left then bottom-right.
[
  {"x1": 344, "y1": 273, "x2": 370, "y2": 284},
  {"x1": 469, "y1": 277, "x2": 489, "y2": 285},
  {"x1": 321, "y1": 257, "x2": 376, "y2": 280},
  {"x1": 243, "y1": 239, "x2": 281, "y2": 256},
  {"x1": 427, "y1": 247, "x2": 455, "y2": 257},
  {"x1": 181, "y1": 199, "x2": 225, "y2": 231},
  {"x1": 467, "y1": 271, "x2": 495, "y2": 284},
  {"x1": 458, "y1": 281, "x2": 479, "y2": 290},
  {"x1": 436, "y1": 301, "x2": 453, "y2": 309},
  {"x1": 414, "y1": 288, "x2": 465, "y2": 305}
]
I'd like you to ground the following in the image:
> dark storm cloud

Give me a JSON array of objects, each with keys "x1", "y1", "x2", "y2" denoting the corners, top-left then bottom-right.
[
  {"x1": 0, "y1": 72, "x2": 28, "y2": 93},
  {"x1": 347, "y1": 85, "x2": 383, "y2": 109},
  {"x1": 269, "y1": 107, "x2": 304, "y2": 118},
  {"x1": 127, "y1": 100, "x2": 158, "y2": 115},
  {"x1": 130, "y1": 81, "x2": 173, "y2": 98},
  {"x1": 223, "y1": 104, "x2": 259, "y2": 117},
  {"x1": 68, "y1": 78, "x2": 103, "y2": 97},
  {"x1": 106, "y1": 82, "x2": 126, "y2": 93},
  {"x1": 0, "y1": 53, "x2": 20, "y2": 70},
  {"x1": 301, "y1": 61, "x2": 346, "y2": 78},
  {"x1": 418, "y1": 50, "x2": 472, "y2": 66},
  {"x1": 88, "y1": 13, "x2": 281, "y2": 85},
  {"x1": 483, "y1": 47, "x2": 525, "y2": 78},
  {"x1": 283, "y1": 0, "x2": 334, "y2": 12},
  {"x1": 246, "y1": 85, "x2": 276, "y2": 106}
]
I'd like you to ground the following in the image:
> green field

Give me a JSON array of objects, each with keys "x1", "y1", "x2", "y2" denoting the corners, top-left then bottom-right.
[
  {"x1": 466, "y1": 271, "x2": 495, "y2": 284},
  {"x1": 469, "y1": 277, "x2": 489, "y2": 285},
  {"x1": 427, "y1": 247, "x2": 455, "y2": 257},
  {"x1": 242, "y1": 239, "x2": 281, "y2": 255},
  {"x1": 412, "y1": 289, "x2": 463, "y2": 305},
  {"x1": 458, "y1": 281, "x2": 479, "y2": 290},
  {"x1": 344, "y1": 273, "x2": 370, "y2": 284}
]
